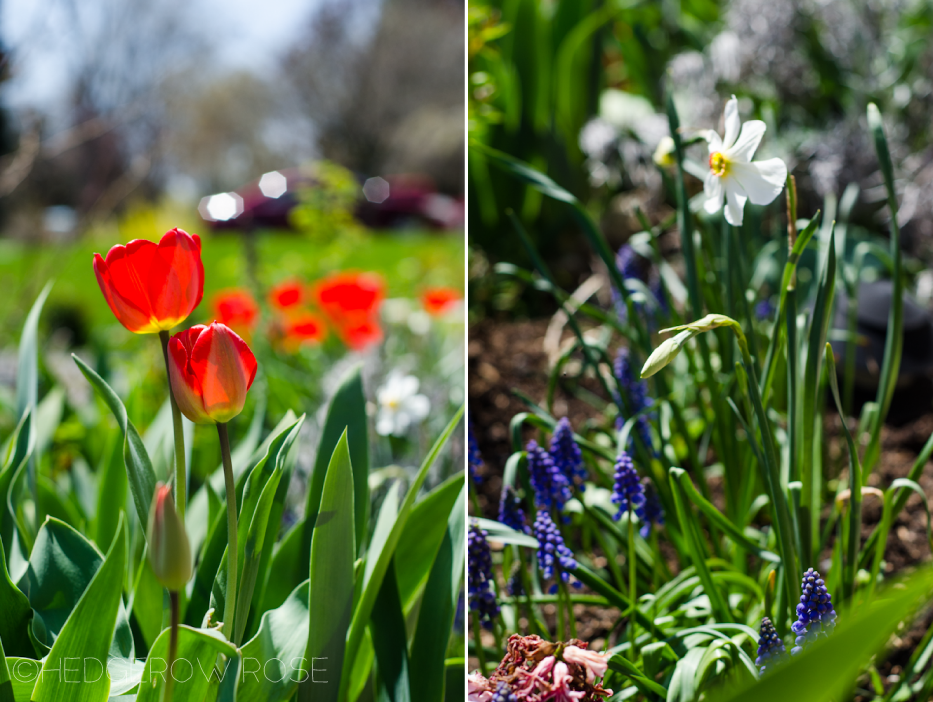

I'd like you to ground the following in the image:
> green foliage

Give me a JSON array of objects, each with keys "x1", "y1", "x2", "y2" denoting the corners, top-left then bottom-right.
[{"x1": 289, "y1": 161, "x2": 367, "y2": 245}]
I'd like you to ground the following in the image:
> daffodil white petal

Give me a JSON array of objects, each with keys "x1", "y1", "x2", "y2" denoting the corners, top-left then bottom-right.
[
  {"x1": 705, "y1": 130, "x2": 723, "y2": 153},
  {"x1": 724, "y1": 183, "x2": 748, "y2": 226},
  {"x1": 704, "y1": 172, "x2": 723, "y2": 213},
  {"x1": 730, "y1": 158, "x2": 788, "y2": 205},
  {"x1": 725, "y1": 120, "x2": 766, "y2": 163},
  {"x1": 722, "y1": 96, "x2": 741, "y2": 150}
]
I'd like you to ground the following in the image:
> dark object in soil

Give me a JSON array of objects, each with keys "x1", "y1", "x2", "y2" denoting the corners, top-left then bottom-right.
[{"x1": 834, "y1": 280, "x2": 933, "y2": 426}]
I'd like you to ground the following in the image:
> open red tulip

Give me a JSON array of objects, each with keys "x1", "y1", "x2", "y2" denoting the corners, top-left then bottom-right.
[
  {"x1": 422, "y1": 287, "x2": 461, "y2": 316},
  {"x1": 93, "y1": 228, "x2": 204, "y2": 334},
  {"x1": 167, "y1": 322, "x2": 258, "y2": 424},
  {"x1": 269, "y1": 280, "x2": 304, "y2": 311}
]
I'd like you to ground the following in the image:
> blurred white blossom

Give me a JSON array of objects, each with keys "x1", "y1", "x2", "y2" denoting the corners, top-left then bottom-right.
[{"x1": 375, "y1": 372, "x2": 430, "y2": 436}]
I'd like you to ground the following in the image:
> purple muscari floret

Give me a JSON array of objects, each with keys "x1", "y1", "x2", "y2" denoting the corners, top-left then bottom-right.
[
  {"x1": 639, "y1": 476, "x2": 664, "y2": 538},
  {"x1": 612, "y1": 244, "x2": 643, "y2": 321},
  {"x1": 549, "y1": 418, "x2": 587, "y2": 490},
  {"x1": 526, "y1": 440, "x2": 572, "y2": 511},
  {"x1": 468, "y1": 521, "x2": 499, "y2": 628},
  {"x1": 499, "y1": 485, "x2": 530, "y2": 534},
  {"x1": 468, "y1": 420, "x2": 484, "y2": 484},
  {"x1": 790, "y1": 568, "x2": 837, "y2": 654},
  {"x1": 650, "y1": 276, "x2": 669, "y2": 321},
  {"x1": 491, "y1": 682, "x2": 518, "y2": 702},
  {"x1": 610, "y1": 451, "x2": 646, "y2": 522},
  {"x1": 613, "y1": 347, "x2": 655, "y2": 455},
  {"x1": 755, "y1": 616, "x2": 786, "y2": 673},
  {"x1": 533, "y1": 509, "x2": 579, "y2": 591},
  {"x1": 755, "y1": 298, "x2": 775, "y2": 321}
]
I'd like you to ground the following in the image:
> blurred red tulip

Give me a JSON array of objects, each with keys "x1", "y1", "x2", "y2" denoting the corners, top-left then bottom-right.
[
  {"x1": 422, "y1": 287, "x2": 461, "y2": 316},
  {"x1": 339, "y1": 317, "x2": 384, "y2": 350},
  {"x1": 93, "y1": 228, "x2": 204, "y2": 333},
  {"x1": 269, "y1": 280, "x2": 304, "y2": 311},
  {"x1": 212, "y1": 289, "x2": 260, "y2": 339},
  {"x1": 147, "y1": 483, "x2": 192, "y2": 591},
  {"x1": 167, "y1": 322, "x2": 257, "y2": 424},
  {"x1": 282, "y1": 312, "x2": 328, "y2": 349},
  {"x1": 314, "y1": 272, "x2": 385, "y2": 350}
]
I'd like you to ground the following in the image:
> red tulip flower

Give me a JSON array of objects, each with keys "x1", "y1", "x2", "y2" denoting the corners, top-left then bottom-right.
[
  {"x1": 282, "y1": 312, "x2": 327, "y2": 349},
  {"x1": 167, "y1": 322, "x2": 258, "y2": 425},
  {"x1": 422, "y1": 287, "x2": 461, "y2": 316},
  {"x1": 212, "y1": 289, "x2": 260, "y2": 339},
  {"x1": 93, "y1": 228, "x2": 204, "y2": 333},
  {"x1": 314, "y1": 272, "x2": 384, "y2": 350},
  {"x1": 269, "y1": 280, "x2": 304, "y2": 311}
]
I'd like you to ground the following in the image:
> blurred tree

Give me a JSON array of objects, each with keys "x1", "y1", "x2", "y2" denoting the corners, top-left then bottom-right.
[{"x1": 283, "y1": 0, "x2": 465, "y2": 193}]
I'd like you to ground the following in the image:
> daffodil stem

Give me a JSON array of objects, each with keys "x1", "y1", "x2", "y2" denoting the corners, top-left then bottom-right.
[
  {"x1": 159, "y1": 330, "x2": 187, "y2": 522},
  {"x1": 628, "y1": 503, "x2": 638, "y2": 661},
  {"x1": 163, "y1": 590, "x2": 179, "y2": 702},
  {"x1": 217, "y1": 422, "x2": 238, "y2": 642}
]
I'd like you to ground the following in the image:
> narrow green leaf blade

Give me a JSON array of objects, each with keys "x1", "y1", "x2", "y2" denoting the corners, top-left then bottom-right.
[
  {"x1": 370, "y1": 560, "x2": 411, "y2": 702},
  {"x1": 0, "y1": 539, "x2": 32, "y2": 658},
  {"x1": 298, "y1": 430, "x2": 356, "y2": 702}
]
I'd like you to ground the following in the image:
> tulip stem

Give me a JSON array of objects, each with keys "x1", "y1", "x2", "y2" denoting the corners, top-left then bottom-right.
[
  {"x1": 159, "y1": 330, "x2": 187, "y2": 522},
  {"x1": 217, "y1": 422, "x2": 238, "y2": 642},
  {"x1": 163, "y1": 590, "x2": 179, "y2": 702}
]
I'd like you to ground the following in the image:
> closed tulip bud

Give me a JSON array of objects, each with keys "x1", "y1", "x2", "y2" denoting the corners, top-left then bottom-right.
[
  {"x1": 93, "y1": 228, "x2": 204, "y2": 334},
  {"x1": 147, "y1": 483, "x2": 192, "y2": 591},
  {"x1": 167, "y1": 322, "x2": 258, "y2": 425}
]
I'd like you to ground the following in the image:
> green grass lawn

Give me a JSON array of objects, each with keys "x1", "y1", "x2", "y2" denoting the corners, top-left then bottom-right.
[{"x1": 0, "y1": 227, "x2": 464, "y2": 345}]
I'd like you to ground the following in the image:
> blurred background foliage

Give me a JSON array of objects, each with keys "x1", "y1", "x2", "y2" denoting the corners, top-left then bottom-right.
[{"x1": 468, "y1": 0, "x2": 933, "y2": 319}]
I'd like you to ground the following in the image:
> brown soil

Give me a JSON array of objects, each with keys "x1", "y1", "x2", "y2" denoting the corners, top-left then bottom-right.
[{"x1": 468, "y1": 317, "x2": 933, "y2": 691}]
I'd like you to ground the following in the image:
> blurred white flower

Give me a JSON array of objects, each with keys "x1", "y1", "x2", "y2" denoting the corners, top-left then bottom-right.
[
  {"x1": 703, "y1": 95, "x2": 787, "y2": 226},
  {"x1": 375, "y1": 372, "x2": 430, "y2": 436}
]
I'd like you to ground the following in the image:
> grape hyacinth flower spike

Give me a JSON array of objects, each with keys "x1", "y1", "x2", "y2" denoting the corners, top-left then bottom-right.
[
  {"x1": 614, "y1": 347, "x2": 656, "y2": 455},
  {"x1": 468, "y1": 521, "x2": 500, "y2": 628},
  {"x1": 549, "y1": 417, "x2": 587, "y2": 489},
  {"x1": 491, "y1": 682, "x2": 517, "y2": 702},
  {"x1": 639, "y1": 476, "x2": 664, "y2": 537},
  {"x1": 533, "y1": 509, "x2": 580, "y2": 591},
  {"x1": 526, "y1": 440, "x2": 572, "y2": 511},
  {"x1": 499, "y1": 485, "x2": 530, "y2": 534},
  {"x1": 791, "y1": 568, "x2": 837, "y2": 654},
  {"x1": 610, "y1": 451, "x2": 646, "y2": 522},
  {"x1": 756, "y1": 617, "x2": 786, "y2": 673},
  {"x1": 468, "y1": 420, "x2": 484, "y2": 485}
]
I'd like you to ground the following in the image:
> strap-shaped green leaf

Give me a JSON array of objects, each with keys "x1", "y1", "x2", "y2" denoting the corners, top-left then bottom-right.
[
  {"x1": 0, "y1": 539, "x2": 32, "y2": 659},
  {"x1": 135, "y1": 625, "x2": 240, "y2": 702},
  {"x1": 370, "y1": 560, "x2": 411, "y2": 702},
  {"x1": 72, "y1": 354, "x2": 156, "y2": 533},
  {"x1": 238, "y1": 579, "x2": 310, "y2": 702},
  {"x1": 409, "y1": 484, "x2": 465, "y2": 702},
  {"x1": 31, "y1": 514, "x2": 126, "y2": 702},
  {"x1": 299, "y1": 430, "x2": 355, "y2": 702}
]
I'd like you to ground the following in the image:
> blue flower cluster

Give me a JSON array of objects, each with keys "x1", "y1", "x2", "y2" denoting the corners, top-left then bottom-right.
[
  {"x1": 491, "y1": 682, "x2": 517, "y2": 702},
  {"x1": 613, "y1": 347, "x2": 655, "y2": 455},
  {"x1": 639, "y1": 476, "x2": 664, "y2": 537},
  {"x1": 468, "y1": 420, "x2": 484, "y2": 484},
  {"x1": 467, "y1": 521, "x2": 499, "y2": 628},
  {"x1": 549, "y1": 417, "x2": 587, "y2": 489},
  {"x1": 610, "y1": 451, "x2": 646, "y2": 522},
  {"x1": 755, "y1": 298, "x2": 775, "y2": 321},
  {"x1": 755, "y1": 617, "x2": 786, "y2": 673},
  {"x1": 498, "y1": 485, "x2": 529, "y2": 534},
  {"x1": 612, "y1": 244, "x2": 666, "y2": 325},
  {"x1": 533, "y1": 509, "x2": 579, "y2": 589},
  {"x1": 790, "y1": 568, "x2": 837, "y2": 654},
  {"x1": 527, "y1": 440, "x2": 572, "y2": 511}
]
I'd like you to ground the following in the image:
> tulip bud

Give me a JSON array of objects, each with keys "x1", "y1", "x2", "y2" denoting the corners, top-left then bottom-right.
[
  {"x1": 93, "y1": 228, "x2": 204, "y2": 334},
  {"x1": 147, "y1": 483, "x2": 192, "y2": 591},
  {"x1": 167, "y1": 322, "x2": 258, "y2": 424}
]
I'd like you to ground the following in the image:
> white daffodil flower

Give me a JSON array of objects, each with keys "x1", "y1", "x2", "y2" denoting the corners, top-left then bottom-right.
[
  {"x1": 375, "y1": 372, "x2": 430, "y2": 437},
  {"x1": 703, "y1": 95, "x2": 787, "y2": 226}
]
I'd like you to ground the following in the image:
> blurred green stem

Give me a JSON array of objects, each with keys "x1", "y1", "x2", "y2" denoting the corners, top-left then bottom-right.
[
  {"x1": 217, "y1": 422, "x2": 238, "y2": 641},
  {"x1": 162, "y1": 590, "x2": 179, "y2": 702},
  {"x1": 628, "y1": 504, "x2": 638, "y2": 661},
  {"x1": 159, "y1": 330, "x2": 187, "y2": 522},
  {"x1": 472, "y1": 616, "x2": 488, "y2": 677}
]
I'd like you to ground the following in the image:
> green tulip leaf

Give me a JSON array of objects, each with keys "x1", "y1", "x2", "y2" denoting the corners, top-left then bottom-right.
[
  {"x1": 238, "y1": 579, "x2": 311, "y2": 702},
  {"x1": 72, "y1": 355, "x2": 157, "y2": 535},
  {"x1": 369, "y1": 560, "x2": 410, "y2": 702},
  {"x1": 0, "y1": 538, "x2": 33, "y2": 659},
  {"x1": 31, "y1": 514, "x2": 127, "y2": 702},
  {"x1": 409, "y1": 484, "x2": 466, "y2": 702},
  {"x1": 298, "y1": 430, "x2": 355, "y2": 702}
]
